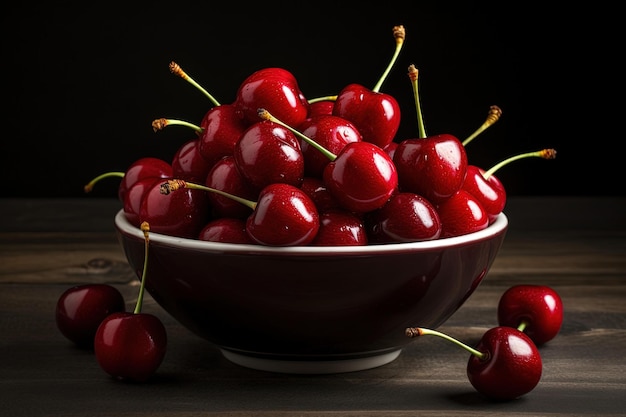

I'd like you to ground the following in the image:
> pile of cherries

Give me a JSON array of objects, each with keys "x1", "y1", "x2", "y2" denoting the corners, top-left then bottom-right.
[
  {"x1": 86, "y1": 25, "x2": 555, "y2": 247},
  {"x1": 57, "y1": 25, "x2": 563, "y2": 398}
]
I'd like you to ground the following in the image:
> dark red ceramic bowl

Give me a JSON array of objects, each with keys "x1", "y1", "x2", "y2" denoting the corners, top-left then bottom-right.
[{"x1": 115, "y1": 209, "x2": 508, "y2": 374}]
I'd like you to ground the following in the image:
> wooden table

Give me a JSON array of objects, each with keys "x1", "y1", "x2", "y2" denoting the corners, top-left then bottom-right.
[{"x1": 2, "y1": 197, "x2": 625, "y2": 417}]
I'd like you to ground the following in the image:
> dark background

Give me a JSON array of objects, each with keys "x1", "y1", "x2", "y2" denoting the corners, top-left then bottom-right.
[{"x1": 1, "y1": 2, "x2": 620, "y2": 199}]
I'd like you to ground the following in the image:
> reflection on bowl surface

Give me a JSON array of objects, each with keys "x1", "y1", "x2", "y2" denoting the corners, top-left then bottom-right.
[{"x1": 115, "y1": 209, "x2": 508, "y2": 374}]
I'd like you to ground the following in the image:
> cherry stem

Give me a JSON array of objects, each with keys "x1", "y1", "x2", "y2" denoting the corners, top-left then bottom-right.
[
  {"x1": 152, "y1": 118, "x2": 204, "y2": 135},
  {"x1": 462, "y1": 105, "x2": 503, "y2": 146},
  {"x1": 483, "y1": 148, "x2": 557, "y2": 179},
  {"x1": 169, "y1": 61, "x2": 220, "y2": 107},
  {"x1": 307, "y1": 95, "x2": 338, "y2": 104},
  {"x1": 372, "y1": 25, "x2": 406, "y2": 93},
  {"x1": 406, "y1": 327, "x2": 486, "y2": 360},
  {"x1": 84, "y1": 171, "x2": 125, "y2": 193},
  {"x1": 159, "y1": 179, "x2": 257, "y2": 210},
  {"x1": 517, "y1": 320, "x2": 529, "y2": 332},
  {"x1": 134, "y1": 221, "x2": 151, "y2": 314},
  {"x1": 408, "y1": 64, "x2": 427, "y2": 139},
  {"x1": 257, "y1": 108, "x2": 337, "y2": 161}
]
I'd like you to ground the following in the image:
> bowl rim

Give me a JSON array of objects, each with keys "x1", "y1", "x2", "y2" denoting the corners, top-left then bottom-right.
[{"x1": 114, "y1": 209, "x2": 508, "y2": 256}]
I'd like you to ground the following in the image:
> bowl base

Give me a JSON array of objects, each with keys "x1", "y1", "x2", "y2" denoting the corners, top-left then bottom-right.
[{"x1": 220, "y1": 349, "x2": 402, "y2": 374}]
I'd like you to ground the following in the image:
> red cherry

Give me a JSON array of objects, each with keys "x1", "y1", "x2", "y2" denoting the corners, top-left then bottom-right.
[
  {"x1": 56, "y1": 284, "x2": 125, "y2": 348},
  {"x1": 393, "y1": 133, "x2": 468, "y2": 205},
  {"x1": 436, "y1": 189, "x2": 489, "y2": 238},
  {"x1": 304, "y1": 99, "x2": 335, "y2": 120},
  {"x1": 467, "y1": 327, "x2": 542, "y2": 400},
  {"x1": 204, "y1": 155, "x2": 257, "y2": 219},
  {"x1": 234, "y1": 67, "x2": 309, "y2": 128},
  {"x1": 139, "y1": 180, "x2": 210, "y2": 239},
  {"x1": 365, "y1": 192, "x2": 441, "y2": 243},
  {"x1": 171, "y1": 138, "x2": 213, "y2": 184},
  {"x1": 332, "y1": 83, "x2": 401, "y2": 149},
  {"x1": 462, "y1": 149, "x2": 557, "y2": 224},
  {"x1": 198, "y1": 217, "x2": 255, "y2": 244},
  {"x1": 122, "y1": 177, "x2": 164, "y2": 227},
  {"x1": 461, "y1": 165, "x2": 506, "y2": 225},
  {"x1": 197, "y1": 103, "x2": 248, "y2": 166},
  {"x1": 299, "y1": 176, "x2": 341, "y2": 213},
  {"x1": 310, "y1": 209, "x2": 368, "y2": 246},
  {"x1": 331, "y1": 26, "x2": 405, "y2": 148},
  {"x1": 406, "y1": 326, "x2": 542, "y2": 400},
  {"x1": 297, "y1": 114, "x2": 362, "y2": 178},
  {"x1": 116, "y1": 157, "x2": 173, "y2": 203},
  {"x1": 245, "y1": 183, "x2": 320, "y2": 246},
  {"x1": 233, "y1": 120, "x2": 305, "y2": 190},
  {"x1": 498, "y1": 285, "x2": 564, "y2": 346},
  {"x1": 94, "y1": 222, "x2": 167, "y2": 382},
  {"x1": 160, "y1": 180, "x2": 319, "y2": 247}
]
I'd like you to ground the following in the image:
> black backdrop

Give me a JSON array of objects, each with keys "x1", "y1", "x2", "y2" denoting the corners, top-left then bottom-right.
[{"x1": 1, "y1": 2, "x2": 621, "y2": 198}]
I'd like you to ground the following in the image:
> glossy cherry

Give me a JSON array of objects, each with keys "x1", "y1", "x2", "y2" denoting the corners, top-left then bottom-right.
[
  {"x1": 436, "y1": 189, "x2": 489, "y2": 238},
  {"x1": 332, "y1": 26, "x2": 405, "y2": 149},
  {"x1": 297, "y1": 114, "x2": 362, "y2": 178},
  {"x1": 94, "y1": 222, "x2": 167, "y2": 382},
  {"x1": 161, "y1": 179, "x2": 320, "y2": 246},
  {"x1": 204, "y1": 155, "x2": 257, "y2": 219},
  {"x1": 116, "y1": 157, "x2": 173, "y2": 204},
  {"x1": 406, "y1": 326, "x2": 542, "y2": 400},
  {"x1": 365, "y1": 192, "x2": 441, "y2": 244},
  {"x1": 234, "y1": 67, "x2": 310, "y2": 128},
  {"x1": 198, "y1": 217, "x2": 255, "y2": 244},
  {"x1": 259, "y1": 109, "x2": 397, "y2": 214},
  {"x1": 139, "y1": 179, "x2": 210, "y2": 239},
  {"x1": 299, "y1": 176, "x2": 341, "y2": 213},
  {"x1": 56, "y1": 284, "x2": 125, "y2": 348},
  {"x1": 233, "y1": 119, "x2": 305, "y2": 190},
  {"x1": 498, "y1": 284, "x2": 564, "y2": 346},
  {"x1": 171, "y1": 138, "x2": 213, "y2": 184},
  {"x1": 310, "y1": 209, "x2": 368, "y2": 246}
]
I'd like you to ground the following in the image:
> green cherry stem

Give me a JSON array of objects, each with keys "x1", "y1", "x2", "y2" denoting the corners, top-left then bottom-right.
[
  {"x1": 462, "y1": 105, "x2": 503, "y2": 146},
  {"x1": 134, "y1": 221, "x2": 152, "y2": 314},
  {"x1": 372, "y1": 25, "x2": 406, "y2": 93},
  {"x1": 257, "y1": 108, "x2": 337, "y2": 161},
  {"x1": 483, "y1": 148, "x2": 557, "y2": 179},
  {"x1": 151, "y1": 118, "x2": 204, "y2": 135},
  {"x1": 160, "y1": 179, "x2": 257, "y2": 210},
  {"x1": 408, "y1": 64, "x2": 427, "y2": 139},
  {"x1": 307, "y1": 95, "x2": 338, "y2": 104},
  {"x1": 84, "y1": 171, "x2": 125, "y2": 193},
  {"x1": 169, "y1": 61, "x2": 221, "y2": 107},
  {"x1": 405, "y1": 327, "x2": 486, "y2": 360},
  {"x1": 517, "y1": 321, "x2": 529, "y2": 332}
]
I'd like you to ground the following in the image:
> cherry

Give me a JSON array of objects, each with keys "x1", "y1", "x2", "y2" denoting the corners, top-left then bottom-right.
[
  {"x1": 310, "y1": 209, "x2": 368, "y2": 246},
  {"x1": 393, "y1": 64, "x2": 468, "y2": 205},
  {"x1": 299, "y1": 176, "x2": 341, "y2": 213},
  {"x1": 462, "y1": 149, "x2": 557, "y2": 224},
  {"x1": 161, "y1": 179, "x2": 320, "y2": 247},
  {"x1": 406, "y1": 326, "x2": 542, "y2": 400},
  {"x1": 204, "y1": 155, "x2": 257, "y2": 219},
  {"x1": 436, "y1": 189, "x2": 489, "y2": 238},
  {"x1": 170, "y1": 138, "x2": 213, "y2": 184},
  {"x1": 498, "y1": 284, "x2": 564, "y2": 346},
  {"x1": 297, "y1": 114, "x2": 362, "y2": 178},
  {"x1": 56, "y1": 284, "x2": 125, "y2": 348},
  {"x1": 122, "y1": 177, "x2": 164, "y2": 228},
  {"x1": 198, "y1": 217, "x2": 255, "y2": 244},
  {"x1": 365, "y1": 191, "x2": 442, "y2": 244},
  {"x1": 259, "y1": 109, "x2": 398, "y2": 214},
  {"x1": 95, "y1": 222, "x2": 167, "y2": 382},
  {"x1": 234, "y1": 67, "x2": 310, "y2": 128},
  {"x1": 332, "y1": 25, "x2": 405, "y2": 148},
  {"x1": 139, "y1": 178, "x2": 210, "y2": 239},
  {"x1": 304, "y1": 98, "x2": 336, "y2": 120},
  {"x1": 233, "y1": 119, "x2": 305, "y2": 190}
]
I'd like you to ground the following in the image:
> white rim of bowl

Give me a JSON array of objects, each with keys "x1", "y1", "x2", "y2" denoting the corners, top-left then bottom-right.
[{"x1": 114, "y1": 209, "x2": 508, "y2": 255}]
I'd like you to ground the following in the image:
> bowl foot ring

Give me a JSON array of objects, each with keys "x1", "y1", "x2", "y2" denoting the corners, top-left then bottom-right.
[{"x1": 220, "y1": 349, "x2": 402, "y2": 374}]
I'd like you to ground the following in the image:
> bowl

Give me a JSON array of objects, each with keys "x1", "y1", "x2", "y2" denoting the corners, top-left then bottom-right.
[{"x1": 114, "y1": 209, "x2": 508, "y2": 374}]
